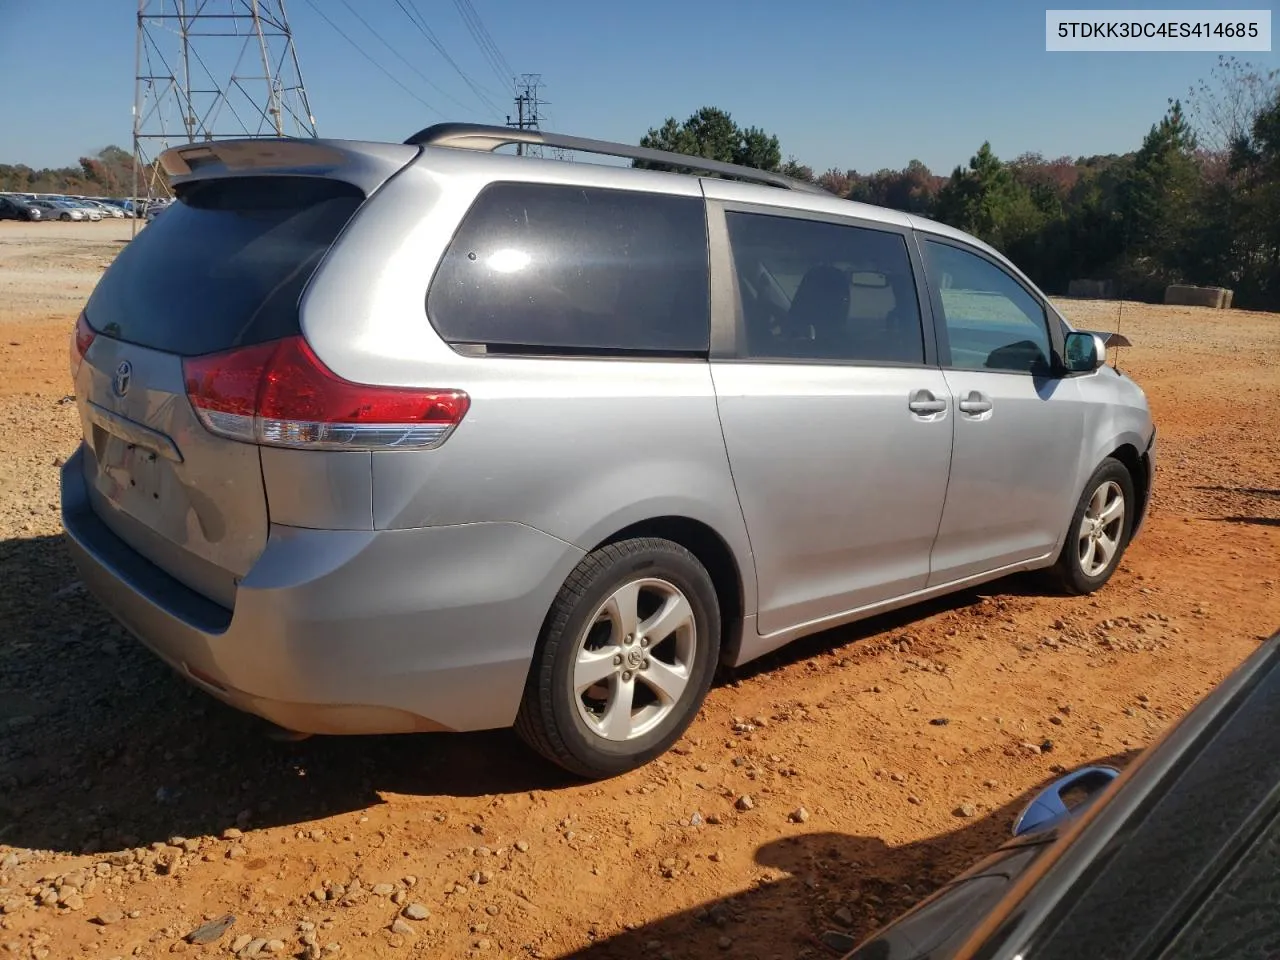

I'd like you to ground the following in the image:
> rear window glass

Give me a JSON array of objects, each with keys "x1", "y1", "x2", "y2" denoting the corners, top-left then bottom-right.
[
  {"x1": 427, "y1": 182, "x2": 709, "y2": 356},
  {"x1": 85, "y1": 176, "x2": 364, "y2": 357}
]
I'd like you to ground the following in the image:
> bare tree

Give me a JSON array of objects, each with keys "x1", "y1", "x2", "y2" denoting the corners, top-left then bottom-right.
[{"x1": 1188, "y1": 55, "x2": 1280, "y2": 153}]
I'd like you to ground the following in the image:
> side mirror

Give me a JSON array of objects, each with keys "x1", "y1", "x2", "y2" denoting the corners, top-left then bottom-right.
[
  {"x1": 1062, "y1": 331, "x2": 1108, "y2": 373},
  {"x1": 1012, "y1": 765, "x2": 1120, "y2": 837}
]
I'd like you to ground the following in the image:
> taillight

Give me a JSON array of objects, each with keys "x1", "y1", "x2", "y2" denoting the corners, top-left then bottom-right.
[
  {"x1": 70, "y1": 312, "x2": 95, "y2": 378},
  {"x1": 182, "y1": 336, "x2": 469, "y2": 450}
]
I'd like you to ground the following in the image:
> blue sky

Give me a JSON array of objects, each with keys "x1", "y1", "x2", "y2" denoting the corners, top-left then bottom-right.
[{"x1": 2, "y1": 0, "x2": 1276, "y2": 174}]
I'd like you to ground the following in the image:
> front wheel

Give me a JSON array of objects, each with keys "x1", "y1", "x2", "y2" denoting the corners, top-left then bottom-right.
[
  {"x1": 1050, "y1": 458, "x2": 1135, "y2": 595},
  {"x1": 515, "y1": 537, "x2": 721, "y2": 779}
]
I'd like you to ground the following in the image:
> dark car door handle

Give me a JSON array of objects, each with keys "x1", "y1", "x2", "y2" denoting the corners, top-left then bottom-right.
[
  {"x1": 908, "y1": 390, "x2": 947, "y2": 415},
  {"x1": 959, "y1": 391, "x2": 993, "y2": 415}
]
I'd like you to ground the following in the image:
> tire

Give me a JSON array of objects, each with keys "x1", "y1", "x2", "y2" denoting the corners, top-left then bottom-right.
[
  {"x1": 1049, "y1": 458, "x2": 1135, "y2": 595},
  {"x1": 515, "y1": 537, "x2": 721, "y2": 779},
  {"x1": 59, "y1": 213, "x2": 71, "y2": 221}
]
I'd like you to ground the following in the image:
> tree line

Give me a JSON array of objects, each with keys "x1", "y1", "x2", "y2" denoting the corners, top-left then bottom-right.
[
  {"x1": 639, "y1": 57, "x2": 1280, "y2": 311},
  {"x1": 0, "y1": 146, "x2": 149, "y2": 197}
]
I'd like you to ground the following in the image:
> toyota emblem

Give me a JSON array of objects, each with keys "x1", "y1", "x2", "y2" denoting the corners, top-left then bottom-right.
[{"x1": 112, "y1": 360, "x2": 133, "y2": 398}]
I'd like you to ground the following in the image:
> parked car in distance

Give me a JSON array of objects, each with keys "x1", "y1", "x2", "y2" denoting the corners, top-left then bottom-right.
[
  {"x1": 0, "y1": 195, "x2": 44, "y2": 221},
  {"x1": 63, "y1": 200, "x2": 103, "y2": 221},
  {"x1": 82, "y1": 198, "x2": 125, "y2": 218},
  {"x1": 102, "y1": 198, "x2": 136, "y2": 217},
  {"x1": 31, "y1": 199, "x2": 85, "y2": 221},
  {"x1": 61, "y1": 123, "x2": 1156, "y2": 779},
  {"x1": 839, "y1": 627, "x2": 1280, "y2": 960}
]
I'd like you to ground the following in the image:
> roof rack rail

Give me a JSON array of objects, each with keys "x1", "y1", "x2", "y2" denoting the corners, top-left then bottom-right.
[{"x1": 403, "y1": 122, "x2": 829, "y2": 195}]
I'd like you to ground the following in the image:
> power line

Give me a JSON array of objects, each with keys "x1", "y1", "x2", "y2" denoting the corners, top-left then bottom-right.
[
  {"x1": 391, "y1": 0, "x2": 505, "y2": 118},
  {"x1": 300, "y1": 0, "x2": 441, "y2": 114},
  {"x1": 452, "y1": 0, "x2": 514, "y2": 92},
  {"x1": 332, "y1": 0, "x2": 476, "y2": 115}
]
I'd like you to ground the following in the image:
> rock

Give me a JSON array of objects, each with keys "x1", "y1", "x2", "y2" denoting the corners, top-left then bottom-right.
[
  {"x1": 222, "y1": 828, "x2": 243, "y2": 840},
  {"x1": 734, "y1": 795, "x2": 754, "y2": 812},
  {"x1": 322, "y1": 944, "x2": 341, "y2": 956},
  {"x1": 1049, "y1": 715, "x2": 1063, "y2": 726},
  {"x1": 0, "y1": 901, "x2": 23, "y2": 915},
  {"x1": 226, "y1": 845, "x2": 247, "y2": 860},
  {"x1": 1137, "y1": 693, "x2": 1150, "y2": 703},
  {"x1": 484, "y1": 904, "x2": 499, "y2": 916},
  {"x1": 929, "y1": 717, "x2": 950, "y2": 726},
  {"x1": 833, "y1": 906, "x2": 854, "y2": 926},
  {"x1": 402, "y1": 903, "x2": 430, "y2": 921},
  {"x1": 231, "y1": 935, "x2": 253, "y2": 954},
  {"x1": 60, "y1": 893, "x2": 84, "y2": 911},
  {"x1": 706, "y1": 813, "x2": 723, "y2": 825},
  {"x1": 389, "y1": 918, "x2": 414, "y2": 936},
  {"x1": 1040, "y1": 739, "x2": 1055, "y2": 753},
  {"x1": 688, "y1": 812, "x2": 704, "y2": 827},
  {"x1": 1021, "y1": 742, "x2": 1042, "y2": 755},
  {"x1": 907, "y1": 795, "x2": 922, "y2": 805},
  {"x1": 401, "y1": 875, "x2": 417, "y2": 887},
  {"x1": 788, "y1": 806, "x2": 810, "y2": 824},
  {"x1": 264, "y1": 941, "x2": 286, "y2": 954},
  {"x1": 955, "y1": 803, "x2": 978, "y2": 818},
  {"x1": 391, "y1": 890, "x2": 407, "y2": 906},
  {"x1": 820, "y1": 930, "x2": 857, "y2": 952},
  {"x1": 983, "y1": 779, "x2": 1000, "y2": 788},
  {"x1": 718, "y1": 936, "x2": 733, "y2": 950},
  {"x1": 182, "y1": 915, "x2": 233, "y2": 943},
  {"x1": 709, "y1": 851, "x2": 723, "y2": 863},
  {"x1": 514, "y1": 840, "x2": 531, "y2": 853},
  {"x1": 371, "y1": 884, "x2": 395, "y2": 897},
  {"x1": 242, "y1": 939, "x2": 268, "y2": 957}
]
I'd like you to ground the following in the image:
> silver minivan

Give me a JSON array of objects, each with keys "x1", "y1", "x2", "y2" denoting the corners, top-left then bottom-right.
[{"x1": 61, "y1": 124, "x2": 1155, "y2": 778}]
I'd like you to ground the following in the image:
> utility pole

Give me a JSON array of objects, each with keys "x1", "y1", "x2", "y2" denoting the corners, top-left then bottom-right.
[
  {"x1": 132, "y1": 0, "x2": 317, "y2": 234},
  {"x1": 506, "y1": 73, "x2": 547, "y2": 157}
]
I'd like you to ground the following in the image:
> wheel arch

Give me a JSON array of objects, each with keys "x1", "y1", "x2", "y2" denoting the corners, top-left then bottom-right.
[
  {"x1": 591, "y1": 516, "x2": 747, "y2": 668},
  {"x1": 1105, "y1": 441, "x2": 1151, "y2": 535}
]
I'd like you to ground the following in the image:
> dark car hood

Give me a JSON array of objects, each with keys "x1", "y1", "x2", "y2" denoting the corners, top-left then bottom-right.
[{"x1": 842, "y1": 837, "x2": 1056, "y2": 960}]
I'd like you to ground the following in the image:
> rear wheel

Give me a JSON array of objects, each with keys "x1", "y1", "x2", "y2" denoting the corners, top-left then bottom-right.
[
  {"x1": 1050, "y1": 458, "x2": 1134, "y2": 594},
  {"x1": 515, "y1": 538, "x2": 720, "y2": 779},
  {"x1": 59, "y1": 213, "x2": 71, "y2": 221}
]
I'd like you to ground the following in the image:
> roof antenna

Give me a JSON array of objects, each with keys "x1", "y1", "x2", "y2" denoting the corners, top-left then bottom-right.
[{"x1": 1113, "y1": 294, "x2": 1123, "y2": 373}]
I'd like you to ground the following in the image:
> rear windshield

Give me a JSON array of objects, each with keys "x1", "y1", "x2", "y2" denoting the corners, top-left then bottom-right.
[{"x1": 85, "y1": 176, "x2": 364, "y2": 357}]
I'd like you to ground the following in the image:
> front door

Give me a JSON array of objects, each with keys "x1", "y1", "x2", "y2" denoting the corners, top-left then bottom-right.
[
  {"x1": 918, "y1": 237, "x2": 1085, "y2": 585},
  {"x1": 709, "y1": 204, "x2": 953, "y2": 637}
]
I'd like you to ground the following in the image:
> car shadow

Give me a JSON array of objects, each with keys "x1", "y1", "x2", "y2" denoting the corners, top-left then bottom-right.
[
  {"x1": 565, "y1": 748, "x2": 1142, "y2": 959},
  {"x1": 1211, "y1": 516, "x2": 1280, "y2": 527},
  {"x1": 0, "y1": 533, "x2": 569, "y2": 855},
  {"x1": 0, "y1": 529, "x2": 1071, "y2": 857}
]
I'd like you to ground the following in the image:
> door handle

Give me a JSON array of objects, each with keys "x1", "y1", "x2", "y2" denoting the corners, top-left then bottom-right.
[
  {"x1": 958, "y1": 391, "x2": 993, "y2": 415},
  {"x1": 908, "y1": 389, "x2": 947, "y2": 415}
]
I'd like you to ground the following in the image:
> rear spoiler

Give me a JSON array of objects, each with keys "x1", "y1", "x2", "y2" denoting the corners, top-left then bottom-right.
[{"x1": 158, "y1": 138, "x2": 420, "y2": 195}]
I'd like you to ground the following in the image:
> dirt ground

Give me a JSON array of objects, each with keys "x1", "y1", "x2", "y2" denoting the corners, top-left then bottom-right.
[{"x1": 0, "y1": 217, "x2": 1277, "y2": 960}]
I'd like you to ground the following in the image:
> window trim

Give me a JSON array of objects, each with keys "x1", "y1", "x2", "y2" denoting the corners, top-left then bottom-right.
[
  {"x1": 914, "y1": 232, "x2": 1066, "y2": 377},
  {"x1": 707, "y1": 199, "x2": 941, "y2": 369},
  {"x1": 424, "y1": 179, "x2": 713, "y2": 361}
]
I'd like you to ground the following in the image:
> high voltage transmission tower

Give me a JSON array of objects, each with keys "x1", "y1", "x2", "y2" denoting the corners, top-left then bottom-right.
[
  {"x1": 507, "y1": 73, "x2": 565, "y2": 159},
  {"x1": 132, "y1": 0, "x2": 318, "y2": 211}
]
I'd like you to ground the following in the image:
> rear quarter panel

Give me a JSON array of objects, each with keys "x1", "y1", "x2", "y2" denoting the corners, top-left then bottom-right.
[{"x1": 298, "y1": 150, "x2": 758, "y2": 614}]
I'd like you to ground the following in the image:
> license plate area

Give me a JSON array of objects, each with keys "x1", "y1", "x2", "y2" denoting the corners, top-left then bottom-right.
[{"x1": 92, "y1": 424, "x2": 166, "y2": 513}]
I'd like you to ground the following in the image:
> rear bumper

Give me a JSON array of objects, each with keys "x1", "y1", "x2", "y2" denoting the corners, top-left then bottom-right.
[{"x1": 61, "y1": 446, "x2": 584, "y2": 734}]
